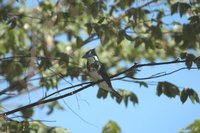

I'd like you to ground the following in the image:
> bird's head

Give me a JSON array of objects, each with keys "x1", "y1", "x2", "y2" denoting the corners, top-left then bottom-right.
[{"x1": 82, "y1": 48, "x2": 97, "y2": 59}]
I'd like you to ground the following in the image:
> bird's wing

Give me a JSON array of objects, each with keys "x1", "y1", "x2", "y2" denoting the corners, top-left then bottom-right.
[
  {"x1": 98, "y1": 62, "x2": 122, "y2": 99},
  {"x1": 98, "y1": 63, "x2": 113, "y2": 88}
]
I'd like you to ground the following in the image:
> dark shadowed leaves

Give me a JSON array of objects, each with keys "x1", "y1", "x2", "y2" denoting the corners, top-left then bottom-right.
[
  {"x1": 156, "y1": 82, "x2": 180, "y2": 98},
  {"x1": 55, "y1": 52, "x2": 69, "y2": 65},
  {"x1": 156, "y1": 82, "x2": 163, "y2": 96},
  {"x1": 20, "y1": 108, "x2": 34, "y2": 119},
  {"x1": 117, "y1": 30, "x2": 125, "y2": 44},
  {"x1": 142, "y1": 37, "x2": 154, "y2": 49},
  {"x1": 39, "y1": 77, "x2": 58, "y2": 90},
  {"x1": 76, "y1": 36, "x2": 83, "y2": 48},
  {"x1": 134, "y1": 81, "x2": 148, "y2": 88},
  {"x1": 38, "y1": 58, "x2": 52, "y2": 70},
  {"x1": 180, "y1": 88, "x2": 200, "y2": 104},
  {"x1": 180, "y1": 89, "x2": 188, "y2": 103},
  {"x1": 179, "y1": 2, "x2": 191, "y2": 17},
  {"x1": 46, "y1": 101, "x2": 64, "y2": 115},
  {"x1": 194, "y1": 57, "x2": 200, "y2": 69},
  {"x1": 180, "y1": 52, "x2": 187, "y2": 59},
  {"x1": 85, "y1": 23, "x2": 93, "y2": 35},
  {"x1": 0, "y1": 117, "x2": 69, "y2": 133},
  {"x1": 180, "y1": 53, "x2": 200, "y2": 69},
  {"x1": 171, "y1": 2, "x2": 179, "y2": 15},
  {"x1": 87, "y1": 1, "x2": 105, "y2": 18},
  {"x1": 171, "y1": 2, "x2": 191, "y2": 17},
  {"x1": 126, "y1": 8, "x2": 150, "y2": 22},
  {"x1": 67, "y1": 66, "x2": 82, "y2": 80},
  {"x1": 97, "y1": 88, "x2": 109, "y2": 99},
  {"x1": 97, "y1": 88, "x2": 138, "y2": 106},
  {"x1": 149, "y1": 26, "x2": 162, "y2": 39},
  {"x1": 188, "y1": 89, "x2": 200, "y2": 104},
  {"x1": 157, "y1": 82, "x2": 199, "y2": 104},
  {"x1": 185, "y1": 53, "x2": 195, "y2": 69},
  {"x1": 117, "y1": 89, "x2": 138, "y2": 107},
  {"x1": 188, "y1": 15, "x2": 200, "y2": 24}
]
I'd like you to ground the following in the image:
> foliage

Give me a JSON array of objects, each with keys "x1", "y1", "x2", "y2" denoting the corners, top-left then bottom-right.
[
  {"x1": 0, "y1": 117, "x2": 69, "y2": 133},
  {"x1": 97, "y1": 88, "x2": 138, "y2": 106},
  {"x1": 0, "y1": 0, "x2": 200, "y2": 132},
  {"x1": 102, "y1": 120, "x2": 121, "y2": 133},
  {"x1": 156, "y1": 81, "x2": 199, "y2": 104},
  {"x1": 180, "y1": 120, "x2": 200, "y2": 133}
]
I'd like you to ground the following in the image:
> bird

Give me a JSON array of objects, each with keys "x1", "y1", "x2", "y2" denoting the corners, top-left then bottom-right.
[{"x1": 82, "y1": 48, "x2": 122, "y2": 99}]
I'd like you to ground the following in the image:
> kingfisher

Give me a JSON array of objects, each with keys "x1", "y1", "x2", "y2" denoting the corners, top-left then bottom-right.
[{"x1": 82, "y1": 48, "x2": 122, "y2": 99}]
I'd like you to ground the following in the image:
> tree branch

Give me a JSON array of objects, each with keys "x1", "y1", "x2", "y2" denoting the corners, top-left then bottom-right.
[
  {"x1": 117, "y1": 67, "x2": 198, "y2": 81},
  {"x1": 0, "y1": 59, "x2": 192, "y2": 116}
]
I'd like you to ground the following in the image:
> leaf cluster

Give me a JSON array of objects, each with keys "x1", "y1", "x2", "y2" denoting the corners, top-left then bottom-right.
[
  {"x1": 156, "y1": 81, "x2": 199, "y2": 104},
  {"x1": 0, "y1": 0, "x2": 200, "y2": 124},
  {"x1": 0, "y1": 117, "x2": 69, "y2": 133}
]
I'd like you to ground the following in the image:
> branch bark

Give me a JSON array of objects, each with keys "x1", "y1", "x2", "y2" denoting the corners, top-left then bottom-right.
[{"x1": 0, "y1": 59, "x2": 190, "y2": 116}]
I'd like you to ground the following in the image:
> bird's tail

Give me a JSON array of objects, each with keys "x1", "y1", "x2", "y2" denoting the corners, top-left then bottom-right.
[{"x1": 111, "y1": 89, "x2": 122, "y2": 100}]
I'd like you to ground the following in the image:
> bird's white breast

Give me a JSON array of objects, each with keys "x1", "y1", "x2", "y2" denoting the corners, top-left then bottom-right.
[
  {"x1": 87, "y1": 56, "x2": 112, "y2": 91},
  {"x1": 89, "y1": 71, "x2": 111, "y2": 91},
  {"x1": 89, "y1": 71, "x2": 102, "y2": 81}
]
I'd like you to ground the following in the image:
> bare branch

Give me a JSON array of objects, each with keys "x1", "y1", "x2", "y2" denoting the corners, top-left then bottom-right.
[
  {"x1": 0, "y1": 58, "x2": 195, "y2": 116},
  {"x1": 124, "y1": 67, "x2": 198, "y2": 80}
]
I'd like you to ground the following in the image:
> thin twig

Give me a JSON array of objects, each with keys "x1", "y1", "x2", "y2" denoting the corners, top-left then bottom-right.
[{"x1": 0, "y1": 59, "x2": 191, "y2": 116}]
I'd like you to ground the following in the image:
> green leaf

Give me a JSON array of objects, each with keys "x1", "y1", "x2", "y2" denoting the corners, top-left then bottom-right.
[
  {"x1": 180, "y1": 89, "x2": 188, "y2": 103},
  {"x1": 0, "y1": 117, "x2": 70, "y2": 133},
  {"x1": 76, "y1": 36, "x2": 83, "y2": 48},
  {"x1": 15, "y1": 80, "x2": 27, "y2": 91},
  {"x1": 180, "y1": 52, "x2": 187, "y2": 59},
  {"x1": 156, "y1": 82, "x2": 179, "y2": 98},
  {"x1": 20, "y1": 108, "x2": 34, "y2": 119},
  {"x1": 139, "y1": 81, "x2": 148, "y2": 88},
  {"x1": 117, "y1": 30, "x2": 125, "y2": 44},
  {"x1": 156, "y1": 82, "x2": 163, "y2": 96},
  {"x1": 149, "y1": 26, "x2": 162, "y2": 39},
  {"x1": 188, "y1": 89, "x2": 200, "y2": 104},
  {"x1": 98, "y1": 16, "x2": 105, "y2": 24},
  {"x1": 108, "y1": 89, "x2": 138, "y2": 106},
  {"x1": 123, "y1": 94, "x2": 128, "y2": 107},
  {"x1": 85, "y1": 23, "x2": 93, "y2": 35},
  {"x1": 97, "y1": 88, "x2": 109, "y2": 99},
  {"x1": 180, "y1": 120, "x2": 200, "y2": 133},
  {"x1": 171, "y1": 2, "x2": 179, "y2": 15},
  {"x1": 185, "y1": 54, "x2": 195, "y2": 69},
  {"x1": 134, "y1": 81, "x2": 148, "y2": 88},
  {"x1": 174, "y1": 32, "x2": 183, "y2": 45},
  {"x1": 171, "y1": 2, "x2": 191, "y2": 17},
  {"x1": 87, "y1": 1, "x2": 103, "y2": 18},
  {"x1": 180, "y1": 88, "x2": 200, "y2": 104},
  {"x1": 47, "y1": 101, "x2": 64, "y2": 115},
  {"x1": 188, "y1": 16, "x2": 200, "y2": 24},
  {"x1": 179, "y1": 2, "x2": 191, "y2": 17},
  {"x1": 58, "y1": 53, "x2": 69, "y2": 65},
  {"x1": 38, "y1": 58, "x2": 52, "y2": 70},
  {"x1": 142, "y1": 37, "x2": 154, "y2": 49},
  {"x1": 164, "y1": 82, "x2": 180, "y2": 98},
  {"x1": 102, "y1": 120, "x2": 121, "y2": 133},
  {"x1": 194, "y1": 57, "x2": 200, "y2": 69},
  {"x1": 129, "y1": 92, "x2": 139, "y2": 105}
]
